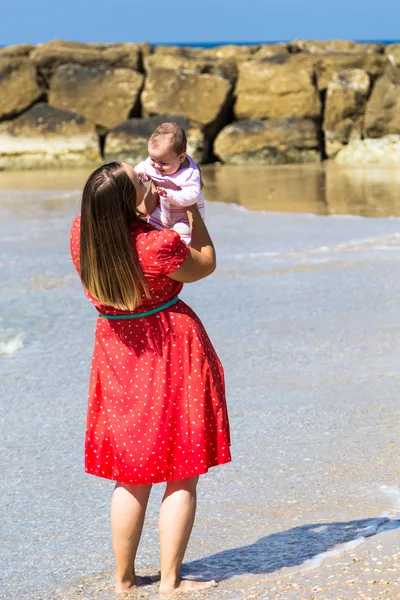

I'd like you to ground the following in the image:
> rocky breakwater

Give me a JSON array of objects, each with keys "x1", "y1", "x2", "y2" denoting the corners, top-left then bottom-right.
[{"x1": 0, "y1": 39, "x2": 399, "y2": 169}]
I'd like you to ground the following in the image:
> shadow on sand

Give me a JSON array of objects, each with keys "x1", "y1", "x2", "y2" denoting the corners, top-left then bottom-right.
[{"x1": 182, "y1": 518, "x2": 400, "y2": 582}]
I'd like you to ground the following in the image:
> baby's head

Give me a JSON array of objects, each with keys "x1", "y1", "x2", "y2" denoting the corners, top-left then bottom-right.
[{"x1": 148, "y1": 122, "x2": 187, "y2": 175}]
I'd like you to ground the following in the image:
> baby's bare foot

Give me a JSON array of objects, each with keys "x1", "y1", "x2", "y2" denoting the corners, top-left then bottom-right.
[{"x1": 159, "y1": 579, "x2": 217, "y2": 595}]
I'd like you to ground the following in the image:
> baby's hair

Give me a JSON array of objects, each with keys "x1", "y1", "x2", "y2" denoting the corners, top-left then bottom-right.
[{"x1": 149, "y1": 122, "x2": 187, "y2": 155}]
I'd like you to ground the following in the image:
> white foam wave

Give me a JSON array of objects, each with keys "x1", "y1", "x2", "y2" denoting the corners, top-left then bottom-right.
[
  {"x1": 0, "y1": 333, "x2": 24, "y2": 355},
  {"x1": 234, "y1": 234, "x2": 400, "y2": 261},
  {"x1": 380, "y1": 485, "x2": 400, "y2": 515},
  {"x1": 301, "y1": 536, "x2": 365, "y2": 571},
  {"x1": 298, "y1": 517, "x2": 389, "y2": 572}
]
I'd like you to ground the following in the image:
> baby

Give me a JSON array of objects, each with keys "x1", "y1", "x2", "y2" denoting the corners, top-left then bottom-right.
[{"x1": 135, "y1": 122, "x2": 205, "y2": 244}]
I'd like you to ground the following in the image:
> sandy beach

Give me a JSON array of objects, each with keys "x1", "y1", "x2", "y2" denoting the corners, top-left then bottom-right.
[{"x1": 1, "y1": 164, "x2": 400, "y2": 599}]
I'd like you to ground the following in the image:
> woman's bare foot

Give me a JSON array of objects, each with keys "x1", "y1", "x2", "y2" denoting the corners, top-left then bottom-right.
[
  {"x1": 159, "y1": 579, "x2": 217, "y2": 595},
  {"x1": 115, "y1": 577, "x2": 134, "y2": 594},
  {"x1": 116, "y1": 575, "x2": 155, "y2": 594}
]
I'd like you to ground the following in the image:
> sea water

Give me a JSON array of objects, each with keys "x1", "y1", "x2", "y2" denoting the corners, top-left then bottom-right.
[{"x1": 1, "y1": 163, "x2": 400, "y2": 599}]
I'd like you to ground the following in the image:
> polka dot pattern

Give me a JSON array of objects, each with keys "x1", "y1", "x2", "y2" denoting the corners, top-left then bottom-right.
[{"x1": 70, "y1": 217, "x2": 231, "y2": 484}]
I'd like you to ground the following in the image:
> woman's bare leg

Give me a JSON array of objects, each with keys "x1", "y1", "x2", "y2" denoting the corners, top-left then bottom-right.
[
  {"x1": 158, "y1": 476, "x2": 217, "y2": 595},
  {"x1": 111, "y1": 482, "x2": 152, "y2": 594}
]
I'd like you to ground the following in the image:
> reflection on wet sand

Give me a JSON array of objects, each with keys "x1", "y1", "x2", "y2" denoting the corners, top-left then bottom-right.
[
  {"x1": 1, "y1": 162, "x2": 400, "y2": 218},
  {"x1": 202, "y1": 163, "x2": 400, "y2": 218},
  {"x1": 0, "y1": 168, "x2": 91, "y2": 191}
]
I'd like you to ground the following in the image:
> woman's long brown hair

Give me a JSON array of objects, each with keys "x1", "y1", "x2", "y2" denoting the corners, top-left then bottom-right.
[{"x1": 79, "y1": 162, "x2": 149, "y2": 310}]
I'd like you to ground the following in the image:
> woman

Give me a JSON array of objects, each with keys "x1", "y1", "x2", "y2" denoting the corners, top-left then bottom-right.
[{"x1": 70, "y1": 162, "x2": 231, "y2": 595}]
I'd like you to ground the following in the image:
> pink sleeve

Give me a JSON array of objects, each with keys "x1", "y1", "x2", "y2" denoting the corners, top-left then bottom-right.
[
  {"x1": 135, "y1": 158, "x2": 151, "y2": 182},
  {"x1": 165, "y1": 167, "x2": 202, "y2": 206},
  {"x1": 154, "y1": 229, "x2": 190, "y2": 275}
]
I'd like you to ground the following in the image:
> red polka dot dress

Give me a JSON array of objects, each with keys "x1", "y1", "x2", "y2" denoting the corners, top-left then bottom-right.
[{"x1": 70, "y1": 217, "x2": 231, "y2": 484}]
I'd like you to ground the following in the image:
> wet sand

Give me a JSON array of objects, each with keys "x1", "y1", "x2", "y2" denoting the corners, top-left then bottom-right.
[
  {"x1": 1, "y1": 164, "x2": 400, "y2": 599},
  {"x1": 1, "y1": 161, "x2": 400, "y2": 217}
]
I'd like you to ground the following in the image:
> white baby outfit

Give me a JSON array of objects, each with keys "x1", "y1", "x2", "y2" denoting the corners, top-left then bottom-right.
[{"x1": 135, "y1": 155, "x2": 205, "y2": 244}]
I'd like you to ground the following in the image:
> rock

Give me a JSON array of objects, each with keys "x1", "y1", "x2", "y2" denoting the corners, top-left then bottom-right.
[
  {"x1": 289, "y1": 39, "x2": 384, "y2": 54},
  {"x1": 315, "y1": 53, "x2": 387, "y2": 91},
  {"x1": 145, "y1": 52, "x2": 236, "y2": 82},
  {"x1": 252, "y1": 44, "x2": 289, "y2": 60},
  {"x1": 154, "y1": 44, "x2": 258, "y2": 61},
  {"x1": 148, "y1": 46, "x2": 249, "y2": 82},
  {"x1": 31, "y1": 40, "x2": 147, "y2": 80},
  {"x1": 154, "y1": 46, "x2": 204, "y2": 57},
  {"x1": 386, "y1": 44, "x2": 400, "y2": 67},
  {"x1": 148, "y1": 45, "x2": 266, "y2": 83},
  {"x1": 214, "y1": 118, "x2": 320, "y2": 164},
  {"x1": 142, "y1": 68, "x2": 233, "y2": 131},
  {"x1": 335, "y1": 135, "x2": 400, "y2": 165},
  {"x1": 324, "y1": 69, "x2": 371, "y2": 157},
  {"x1": 0, "y1": 57, "x2": 43, "y2": 120},
  {"x1": 364, "y1": 68, "x2": 400, "y2": 138},
  {"x1": 204, "y1": 44, "x2": 260, "y2": 61},
  {"x1": 105, "y1": 115, "x2": 205, "y2": 164},
  {"x1": 0, "y1": 44, "x2": 34, "y2": 58},
  {"x1": 0, "y1": 103, "x2": 100, "y2": 169},
  {"x1": 48, "y1": 64, "x2": 144, "y2": 130},
  {"x1": 235, "y1": 55, "x2": 321, "y2": 120}
]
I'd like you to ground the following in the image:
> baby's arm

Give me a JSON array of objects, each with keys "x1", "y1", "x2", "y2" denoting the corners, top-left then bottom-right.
[
  {"x1": 134, "y1": 159, "x2": 151, "y2": 183},
  {"x1": 160, "y1": 169, "x2": 202, "y2": 207}
]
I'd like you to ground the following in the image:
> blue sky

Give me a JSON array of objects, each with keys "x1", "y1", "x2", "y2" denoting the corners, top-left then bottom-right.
[{"x1": 1, "y1": 0, "x2": 399, "y2": 45}]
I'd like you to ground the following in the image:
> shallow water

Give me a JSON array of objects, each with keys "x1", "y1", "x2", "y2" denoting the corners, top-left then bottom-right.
[
  {"x1": 1, "y1": 164, "x2": 400, "y2": 599},
  {"x1": 1, "y1": 161, "x2": 400, "y2": 217}
]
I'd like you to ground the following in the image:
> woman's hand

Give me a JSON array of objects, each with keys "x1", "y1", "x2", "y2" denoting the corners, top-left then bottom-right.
[
  {"x1": 167, "y1": 204, "x2": 216, "y2": 283},
  {"x1": 138, "y1": 181, "x2": 159, "y2": 216},
  {"x1": 185, "y1": 203, "x2": 201, "y2": 228}
]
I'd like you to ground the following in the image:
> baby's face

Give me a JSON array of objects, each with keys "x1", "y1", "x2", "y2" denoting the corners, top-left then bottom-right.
[{"x1": 148, "y1": 141, "x2": 185, "y2": 176}]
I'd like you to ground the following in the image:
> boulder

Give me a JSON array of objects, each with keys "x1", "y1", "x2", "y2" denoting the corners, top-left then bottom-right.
[
  {"x1": 154, "y1": 43, "x2": 260, "y2": 64},
  {"x1": 251, "y1": 44, "x2": 289, "y2": 60},
  {"x1": 204, "y1": 44, "x2": 260, "y2": 61},
  {"x1": 289, "y1": 39, "x2": 384, "y2": 54},
  {"x1": 364, "y1": 68, "x2": 400, "y2": 138},
  {"x1": 154, "y1": 44, "x2": 258, "y2": 60},
  {"x1": 386, "y1": 44, "x2": 400, "y2": 67},
  {"x1": 48, "y1": 64, "x2": 144, "y2": 130},
  {"x1": 315, "y1": 53, "x2": 387, "y2": 91},
  {"x1": 0, "y1": 57, "x2": 43, "y2": 120},
  {"x1": 235, "y1": 55, "x2": 321, "y2": 120},
  {"x1": 335, "y1": 135, "x2": 400, "y2": 165},
  {"x1": 154, "y1": 46, "x2": 205, "y2": 58},
  {"x1": 214, "y1": 118, "x2": 320, "y2": 164},
  {"x1": 0, "y1": 44, "x2": 34, "y2": 58},
  {"x1": 145, "y1": 52, "x2": 236, "y2": 82},
  {"x1": 0, "y1": 103, "x2": 100, "y2": 170},
  {"x1": 323, "y1": 69, "x2": 371, "y2": 157},
  {"x1": 148, "y1": 46, "x2": 250, "y2": 82},
  {"x1": 105, "y1": 115, "x2": 205, "y2": 164},
  {"x1": 31, "y1": 40, "x2": 147, "y2": 80},
  {"x1": 142, "y1": 68, "x2": 233, "y2": 131}
]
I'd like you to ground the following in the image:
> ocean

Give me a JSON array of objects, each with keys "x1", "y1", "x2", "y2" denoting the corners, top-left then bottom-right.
[
  {"x1": 2, "y1": 163, "x2": 400, "y2": 598},
  {"x1": 1, "y1": 39, "x2": 400, "y2": 48}
]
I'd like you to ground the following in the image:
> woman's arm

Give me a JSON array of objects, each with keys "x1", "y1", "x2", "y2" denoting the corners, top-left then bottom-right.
[
  {"x1": 137, "y1": 181, "x2": 159, "y2": 216},
  {"x1": 167, "y1": 205, "x2": 216, "y2": 283}
]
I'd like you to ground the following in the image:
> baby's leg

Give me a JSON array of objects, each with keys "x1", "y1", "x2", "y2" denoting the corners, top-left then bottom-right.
[
  {"x1": 148, "y1": 198, "x2": 173, "y2": 231},
  {"x1": 172, "y1": 221, "x2": 192, "y2": 244},
  {"x1": 171, "y1": 199, "x2": 206, "y2": 244}
]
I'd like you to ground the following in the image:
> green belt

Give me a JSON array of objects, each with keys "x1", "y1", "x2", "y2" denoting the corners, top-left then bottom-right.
[{"x1": 98, "y1": 296, "x2": 180, "y2": 320}]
